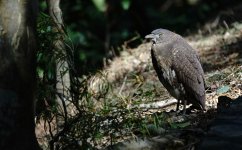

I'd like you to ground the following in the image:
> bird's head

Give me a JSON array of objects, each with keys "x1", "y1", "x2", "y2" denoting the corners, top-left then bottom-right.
[{"x1": 145, "y1": 28, "x2": 176, "y2": 44}]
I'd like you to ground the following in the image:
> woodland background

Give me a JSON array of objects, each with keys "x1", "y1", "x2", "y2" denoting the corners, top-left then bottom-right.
[
  {"x1": 34, "y1": 0, "x2": 242, "y2": 149},
  {"x1": 39, "y1": 0, "x2": 241, "y2": 75}
]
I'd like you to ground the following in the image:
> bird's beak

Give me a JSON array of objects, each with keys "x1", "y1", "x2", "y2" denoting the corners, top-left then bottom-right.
[
  {"x1": 145, "y1": 34, "x2": 159, "y2": 43},
  {"x1": 145, "y1": 34, "x2": 156, "y2": 39}
]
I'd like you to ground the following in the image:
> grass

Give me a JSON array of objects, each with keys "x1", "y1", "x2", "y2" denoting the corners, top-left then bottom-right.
[{"x1": 36, "y1": 67, "x2": 195, "y2": 149}]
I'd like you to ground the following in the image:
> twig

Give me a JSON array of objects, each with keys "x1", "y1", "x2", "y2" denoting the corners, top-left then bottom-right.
[
  {"x1": 135, "y1": 98, "x2": 178, "y2": 109},
  {"x1": 119, "y1": 75, "x2": 128, "y2": 96}
]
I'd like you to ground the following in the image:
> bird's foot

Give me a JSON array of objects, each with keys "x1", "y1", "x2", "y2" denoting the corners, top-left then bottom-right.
[{"x1": 176, "y1": 109, "x2": 187, "y2": 116}]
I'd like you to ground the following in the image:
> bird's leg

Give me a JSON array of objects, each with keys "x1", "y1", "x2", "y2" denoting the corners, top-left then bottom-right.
[
  {"x1": 182, "y1": 100, "x2": 187, "y2": 115},
  {"x1": 176, "y1": 99, "x2": 180, "y2": 111}
]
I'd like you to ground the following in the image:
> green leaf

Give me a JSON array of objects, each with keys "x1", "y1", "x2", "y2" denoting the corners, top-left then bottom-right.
[
  {"x1": 177, "y1": 121, "x2": 191, "y2": 128},
  {"x1": 37, "y1": 67, "x2": 44, "y2": 79},
  {"x1": 92, "y1": 0, "x2": 107, "y2": 12},
  {"x1": 79, "y1": 52, "x2": 86, "y2": 61},
  {"x1": 121, "y1": 0, "x2": 131, "y2": 10},
  {"x1": 171, "y1": 121, "x2": 191, "y2": 129},
  {"x1": 216, "y1": 85, "x2": 230, "y2": 94}
]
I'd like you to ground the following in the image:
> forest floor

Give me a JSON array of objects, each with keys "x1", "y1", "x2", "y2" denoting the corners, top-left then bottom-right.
[
  {"x1": 93, "y1": 20, "x2": 242, "y2": 111},
  {"x1": 86, "y1": 10, "x2": 242, "y2": 149},
  {"x1": 36, "y1": 5, "x2": 242, "y2": 150}
]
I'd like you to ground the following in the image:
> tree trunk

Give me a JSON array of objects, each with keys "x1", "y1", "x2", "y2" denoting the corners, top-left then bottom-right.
[
  {"x1": 47, "y1": 0, "x2": 71, "y2": 110},
  {"x1": 0, "y1": 0, "x2": 40, "y2": 149}
]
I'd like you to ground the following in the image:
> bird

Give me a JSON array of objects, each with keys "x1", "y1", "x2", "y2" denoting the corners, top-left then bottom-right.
[{"x1": 145, "y1": 28, "x2": 206, "y2": 113}]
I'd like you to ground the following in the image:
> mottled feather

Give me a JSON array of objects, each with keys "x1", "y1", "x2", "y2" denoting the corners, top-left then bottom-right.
[
  {"x1": 172, "y1": 43, "x2": 205, "y2": 109},
  {"x1": 146, "y1": 28, "x2": 206, "y2": 111}
]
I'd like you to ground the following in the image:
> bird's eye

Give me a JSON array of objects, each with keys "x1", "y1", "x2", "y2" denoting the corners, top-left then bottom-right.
[{"x1": 159, "y1": 33, "x2": 163, "y2": 37}]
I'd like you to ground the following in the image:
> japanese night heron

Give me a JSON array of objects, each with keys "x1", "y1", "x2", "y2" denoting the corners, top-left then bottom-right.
[{"x1": 145, "y1": 29, "x2": 206, "y2": 113}]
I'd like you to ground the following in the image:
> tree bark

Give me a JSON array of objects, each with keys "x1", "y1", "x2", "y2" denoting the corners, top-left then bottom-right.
[
  {"x1": 47, "y1": 0, "x2": 71, "y2": 109},
  {"x1": 0, "y1": 0, "x2": 40, "y2": 149}
]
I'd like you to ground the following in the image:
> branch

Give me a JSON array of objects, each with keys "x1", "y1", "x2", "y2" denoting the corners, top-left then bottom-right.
[{"x1": 135, "y1": 98, "x2": 178, "y2": 109}]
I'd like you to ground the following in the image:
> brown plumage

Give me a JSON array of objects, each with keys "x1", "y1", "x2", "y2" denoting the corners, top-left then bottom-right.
[{"x1": 145, "y1": 29, "x2": 205, "y2": 112}]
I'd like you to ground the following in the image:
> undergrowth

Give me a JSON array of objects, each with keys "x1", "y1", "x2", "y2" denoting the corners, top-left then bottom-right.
[
  {"x1": 36, "y1": 12, "x2": 182, "y2": 150},
  {"x1": 35, "y1": 11, "x2": 242, "y2": 150}
]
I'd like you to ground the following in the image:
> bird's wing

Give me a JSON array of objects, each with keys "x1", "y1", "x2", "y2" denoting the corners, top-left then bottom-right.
[{"x1": 171, "y1": 44, "x2": 205, "y2": 106}]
